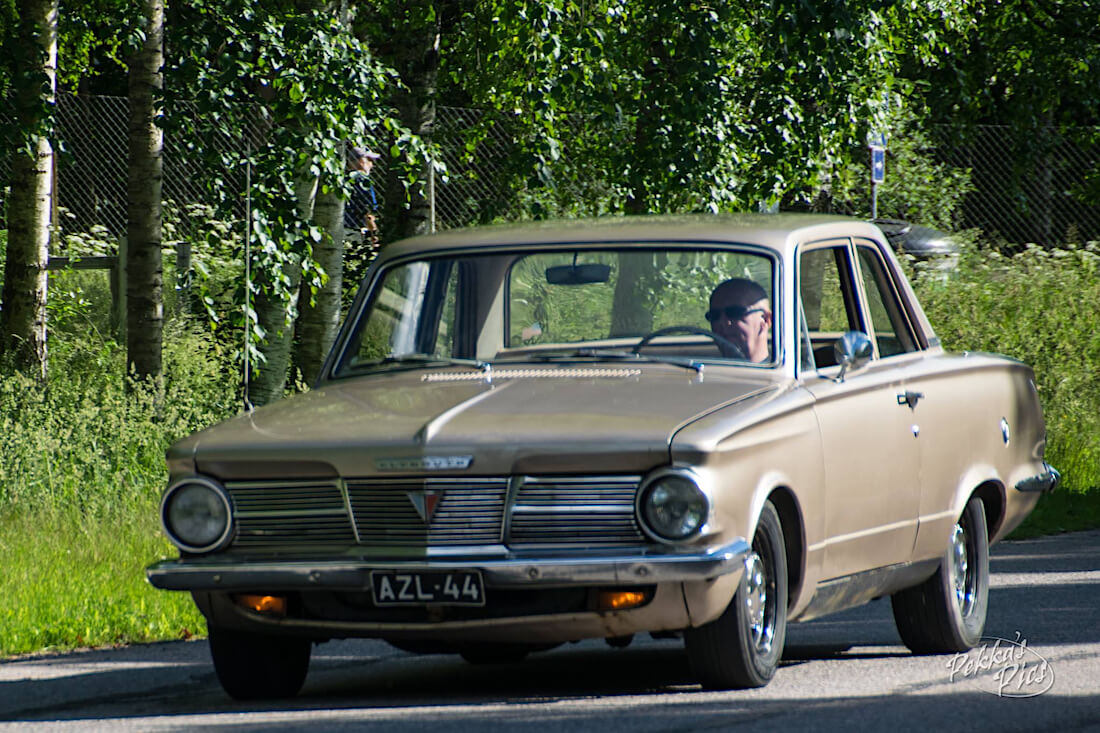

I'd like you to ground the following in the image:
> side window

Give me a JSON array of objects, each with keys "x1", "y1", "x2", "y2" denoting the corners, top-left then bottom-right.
[
  {"x1": 856, "y1": 246, "x2": 916, "y2": 357},
  {"x1": 345, "y1": 260, "x2": 460, "y2": 366},
  {"x1": 799, "y1": 246, "x2": 861, "y2": 368}
]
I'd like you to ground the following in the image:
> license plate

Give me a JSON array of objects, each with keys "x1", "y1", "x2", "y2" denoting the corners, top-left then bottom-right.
[{"x1": 370, "y1": 570, "x2": 486, "y2": 607}]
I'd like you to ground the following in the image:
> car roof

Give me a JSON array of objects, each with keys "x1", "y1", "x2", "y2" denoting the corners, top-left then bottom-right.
[{"x1": 380, "y1": 213, "x2": 889, "y2": 259}]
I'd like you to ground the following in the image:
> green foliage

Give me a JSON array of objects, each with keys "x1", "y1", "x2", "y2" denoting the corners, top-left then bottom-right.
[
  {"x1": 0, "y1": 323, "x2": 239, "y2": 513},
  {"x1": 915, "y1": 0, "x2": 1100, "y2": 128},
  {"x1": 1009, "y1": 485, "x2": 1100, "y2": 539},
  {"x1": 825, "y1": 109, "x2": 975, "y2": 229},
  {"x1": 909, "y1": 239, "x2": 1100, "y2": 497},
  {"x1": 442, "y1": 0, "x2": 972, "y2": 218},
  {"x1": 166, "y1": 0, "x2": 397, "y2": 361},
  {"x1": 0, "y1": 317, "x2": 236, "y2": 656},
  {"x1": 0, "y1": 509, "x2": 205, "y2": 656}
]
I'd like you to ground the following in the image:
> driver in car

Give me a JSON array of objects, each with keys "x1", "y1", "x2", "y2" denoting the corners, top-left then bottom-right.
[{"x1": 706, "y1": 278, "x2": 773, "y2": 362}]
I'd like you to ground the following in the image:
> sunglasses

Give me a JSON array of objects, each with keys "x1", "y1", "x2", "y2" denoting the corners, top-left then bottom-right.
[{"x1": 705, "y1": 305, "x2": 764, "y2": 323}]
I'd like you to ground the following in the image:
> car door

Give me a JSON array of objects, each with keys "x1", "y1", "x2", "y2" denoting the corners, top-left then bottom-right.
[
  {"x1": 799, "y1": 239, "x2": 922, "y2": 581},
  {"x1": 850, "y1": 238, "x2": 987, "y2": 562}
]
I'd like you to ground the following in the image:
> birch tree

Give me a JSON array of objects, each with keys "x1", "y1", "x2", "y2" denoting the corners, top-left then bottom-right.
[
  {"x1": 167, "y1": 0, "x2": 394, "y2": 405},
  {"x1": 126, "y1": 0, "x2": 165, "y2": 382},
  {"x1": 0, "y1": 0, "x2": 58, "y2": 381},
  {"x1": 291, "y1": 185, "x2": 343, "y2": 387}
]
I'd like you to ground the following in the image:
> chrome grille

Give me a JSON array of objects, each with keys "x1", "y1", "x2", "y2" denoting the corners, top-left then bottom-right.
[
  {"x1": 219, "y1": 474, "x2": 645, "y2": 552},
  {"x1": 225, "y1": 480, "x2": 355, "y2": 549},
  {"x1": 508, "y1": 476, "x2": 644, "y2": 546},
  {"x1": 347, "y1": 478, "x2": 508, "y2": 546}
]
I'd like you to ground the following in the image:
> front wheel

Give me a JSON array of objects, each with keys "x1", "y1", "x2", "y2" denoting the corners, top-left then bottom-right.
[
  {"x1": 891, "y1": 496, "x2": 990, "y2": 653},
  {"x1": 684, "y1": 500, "x2": 788, "y2": 689},
  {"x1": 208, "y1": 626, "x2": 312, "y2": 700}
]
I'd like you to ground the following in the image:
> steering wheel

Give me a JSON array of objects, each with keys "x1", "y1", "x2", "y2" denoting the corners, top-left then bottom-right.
[{"x1": 631, "y1": 325, "x2": 746, "y2": 360}]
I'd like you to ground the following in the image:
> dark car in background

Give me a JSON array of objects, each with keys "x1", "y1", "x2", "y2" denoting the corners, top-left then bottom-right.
[{"x1": 873, "y1": 218, "x2": 959, "y2": 264}]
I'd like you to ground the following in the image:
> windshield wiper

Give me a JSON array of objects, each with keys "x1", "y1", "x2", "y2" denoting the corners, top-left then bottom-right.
[
  {"x1": 356, "y1": 354, "x2": 491, "y2": 372},
  {"x1": 503, "y1": 348, "x2": 705, "y2": 373}
]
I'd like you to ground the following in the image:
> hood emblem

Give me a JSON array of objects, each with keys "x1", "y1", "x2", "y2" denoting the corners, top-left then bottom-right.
[
  {"x1": 376, "y1": 456, "x2": 473, "y2": 471},
  {"x1": 407, "y1": 490, "x2": 444, "y2": 523}
]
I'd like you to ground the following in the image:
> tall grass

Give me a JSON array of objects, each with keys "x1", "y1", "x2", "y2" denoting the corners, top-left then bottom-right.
[
  {"x1": 908, "y1": 238, "x2": 1100, "y2": 531},
  {"x1": 0, "y1": 317, "x2": 239, "y2": 656},
  {"x1": 0, "y1": 510, "x2": 205, "y2": 655}
]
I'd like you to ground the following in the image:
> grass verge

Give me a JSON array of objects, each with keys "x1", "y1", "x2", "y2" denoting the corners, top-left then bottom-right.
[
  {"x1": 0, "y1": 508, "x2": 205, "y2": 657},
  {"x1": 1008, "y1": 487, "x2": 1100, "y2": 540}
]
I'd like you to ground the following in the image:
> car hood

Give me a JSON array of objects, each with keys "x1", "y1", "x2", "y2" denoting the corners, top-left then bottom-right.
[{"x1": 176, "y1": 364, "x2": 786, "y2": 478}]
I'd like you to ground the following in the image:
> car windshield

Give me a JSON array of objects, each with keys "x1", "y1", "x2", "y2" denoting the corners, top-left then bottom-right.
[{"x1": 333, "y1": 244, "x2": 777, "y2": 377}]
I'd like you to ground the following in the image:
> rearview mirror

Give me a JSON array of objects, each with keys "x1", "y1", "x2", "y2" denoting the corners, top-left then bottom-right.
[{"x1": 545, "y1": 263, "x2": 611, "y2": 286}]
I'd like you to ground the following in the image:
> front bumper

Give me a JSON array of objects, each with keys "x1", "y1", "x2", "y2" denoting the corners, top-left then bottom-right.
[{"x1": 146, "y1": 538, "x2": 751, "y2": 592}]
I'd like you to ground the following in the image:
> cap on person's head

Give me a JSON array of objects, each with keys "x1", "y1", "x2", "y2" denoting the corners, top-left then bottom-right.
[
  {"x1": 713, "y1": 277, "x2": 768, "y2": 305},
  {"x1": 351, "y1": 146, "x2": 381, "y2": 160}
]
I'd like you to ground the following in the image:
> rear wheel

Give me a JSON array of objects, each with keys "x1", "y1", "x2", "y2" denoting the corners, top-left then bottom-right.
[
  {"x1": 684, "y1": 500, "x2": 788, "y2": 689},
  {"x1": 891, "y1": 496, "x2": 989, "y2": 653},
  {"x1": 208, "y1": 627, "x2": 311, "y2": 700}
]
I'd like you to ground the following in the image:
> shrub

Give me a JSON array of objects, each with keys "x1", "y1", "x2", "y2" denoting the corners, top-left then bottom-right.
[
  {"x1": 0, "y1": 322, "x2": 240, "y2": 514},
  {"x1": 908, "y1": 239, "x2": 1100, "y2": 495}
]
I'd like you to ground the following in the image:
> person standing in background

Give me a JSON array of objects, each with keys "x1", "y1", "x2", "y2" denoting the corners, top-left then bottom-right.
[{"x1": 345, "y1": 146, "x2": 381, "y2": 249}]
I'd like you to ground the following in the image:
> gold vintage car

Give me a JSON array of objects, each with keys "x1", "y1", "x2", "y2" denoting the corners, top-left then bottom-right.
[{"x1": 147, "y1": 214, "x2": 1058, "y2": 700}]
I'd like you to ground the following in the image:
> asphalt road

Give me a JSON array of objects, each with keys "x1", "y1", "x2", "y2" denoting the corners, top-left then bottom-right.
[{"x1": 2, "y1": 530, "x2": 1098, "y2": 732}]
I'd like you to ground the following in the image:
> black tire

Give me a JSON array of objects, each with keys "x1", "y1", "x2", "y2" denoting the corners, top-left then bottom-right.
[
  {"x1": 605, "y1": 634, "x2": 634, "y2": 649},
  {"x1": 208, "y1": 627, "x2": 312, "y2": 700},
  {"x1": 684, "y1": 500, "x2": 788, "y2": 689},
  {"x1": 891, "y1": 496, "x2": 989, "y2": 654}
]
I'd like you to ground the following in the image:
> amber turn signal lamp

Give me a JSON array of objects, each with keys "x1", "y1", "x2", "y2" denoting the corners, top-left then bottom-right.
[
  {"x1": 234, "y1": 594, "x2": 288, "y2": 616},
  {"x1": 597, "y1": 590, "x2": 648, "y2": 610}
]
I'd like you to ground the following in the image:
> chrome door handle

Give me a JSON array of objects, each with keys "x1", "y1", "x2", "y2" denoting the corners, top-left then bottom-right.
[{"x1": 897, "y1": 391, "x2": 924, "y2": 409}]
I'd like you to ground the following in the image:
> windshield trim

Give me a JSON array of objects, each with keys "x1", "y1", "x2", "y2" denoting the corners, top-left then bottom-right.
[{"x1": 326, "y1": 240, "x2": 783, "y2": 381}]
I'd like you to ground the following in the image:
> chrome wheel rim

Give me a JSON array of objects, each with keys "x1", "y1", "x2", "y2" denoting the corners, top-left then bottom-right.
[
  {"x1": 950, "y1": 522, "x2": 975, "y2": 617},
  {"x1": 744, "y1": 551, "x2": 773, "y2": 653}
]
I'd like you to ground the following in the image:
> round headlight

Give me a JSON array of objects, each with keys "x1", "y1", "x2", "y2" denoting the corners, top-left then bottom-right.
[
  {"x1": 161, "y1": 478, "x2": 233, "y2": 553},
  {"x1": 638, "y1": 470, "x2": 709, "y2": 542}
]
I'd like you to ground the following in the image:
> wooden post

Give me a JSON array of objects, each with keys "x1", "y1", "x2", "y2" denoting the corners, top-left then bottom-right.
[{"x1": 115, "y1": 236, "x2": 127, "y2": 340}]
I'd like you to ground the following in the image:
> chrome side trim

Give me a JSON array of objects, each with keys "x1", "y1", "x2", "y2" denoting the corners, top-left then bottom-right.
[
  {"x1": 794, "y1": 558, "x2": 940, "y2": 622},
  {"x1": 146, "y1": 538, "x2": 750, "y2": 592},
  {"x1": 1014, "y1": 463, "x2": 1061, "y2": 493}
]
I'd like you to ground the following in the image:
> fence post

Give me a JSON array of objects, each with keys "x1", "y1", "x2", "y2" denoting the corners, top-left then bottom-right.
[
  {"x1": 114, "y1": 235, "x2": 127, "y2": 339},
  {"x1": 428, "y1": 153, "x2": 436, "y2": 233}
]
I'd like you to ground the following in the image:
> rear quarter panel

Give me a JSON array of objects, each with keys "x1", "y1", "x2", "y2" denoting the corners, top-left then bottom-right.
[{"x1": 906, "y1": 352, "x2": 1046, "y2": 559}]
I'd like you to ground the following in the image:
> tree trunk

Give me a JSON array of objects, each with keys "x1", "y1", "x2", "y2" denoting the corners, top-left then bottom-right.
[
  {"x1": 126, "y1": 0, "x2": 165, "y2": 382},
  {"x1": 381, "y1": 0, "x2": 441, "y2": 240},
  {"x1": 292, "y1": 182, "x2": 345, "y2": 387},
  {"x1": 610, "y1": 35, "x2": 665, "y2": 337},
  {"x1": 247, "y1": 172, "x2": 316, "y2": 406},
  {"x1": 0, "y1": 0, "x2": 58, "y2": 381}
]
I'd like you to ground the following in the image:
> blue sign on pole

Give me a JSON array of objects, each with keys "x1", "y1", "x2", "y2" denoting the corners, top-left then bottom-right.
[{"x1": 871, "y1": 146, "x2": 886, "y2": 184}]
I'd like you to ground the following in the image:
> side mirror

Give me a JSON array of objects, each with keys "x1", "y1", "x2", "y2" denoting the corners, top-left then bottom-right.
[{"x1": 833, "y1": 331, "x2": 873, "y2": 382}]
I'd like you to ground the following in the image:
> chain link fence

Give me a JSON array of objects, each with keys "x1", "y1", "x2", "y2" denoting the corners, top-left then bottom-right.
[
  {"x1": 2, "y1": 94, "x2": 1100, "y2": 253},
  {"x1": 932, "y1": 124, "x2": 1100, "y2": 245}
]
